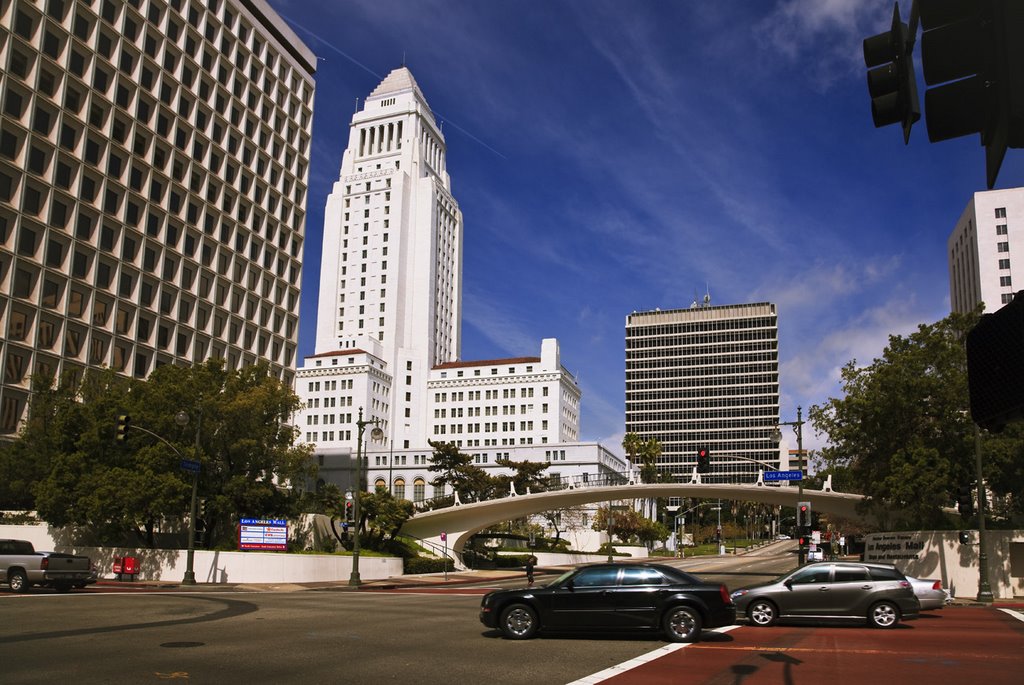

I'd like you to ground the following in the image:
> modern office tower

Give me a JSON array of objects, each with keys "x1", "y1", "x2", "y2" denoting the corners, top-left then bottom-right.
[
  {"x1": 625, "y1": 301, "x2": 780, "y2": 482},
  {"x1": 304, "y1": 66, "x2": 463, "y2": 451},
  {"x1": 948, "y1": 187, "x2": 1024, "y2": 315},
  {"x1": 0, "y1": 0, "x2": 315, "y2": 435}
]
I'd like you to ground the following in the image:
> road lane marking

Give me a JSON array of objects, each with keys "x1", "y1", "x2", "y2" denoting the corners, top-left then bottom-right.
[
  {"x1": 997, "y1": 608, "x2": 1024, "y2": 623},
  {"x1": 566, "y1": 625, "x2": 742, "y2": 685}
]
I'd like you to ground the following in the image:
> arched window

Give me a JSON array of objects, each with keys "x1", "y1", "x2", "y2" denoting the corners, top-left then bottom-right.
[
  {"x1": 374, "y1": 478, "x2": 386, "y2": 492},
  {"x1": 413, "y1": 478, "x2": 425, "y2": 502},
  {"x1": 394, "y1": 477, "x2": 405, "y2": 500}
]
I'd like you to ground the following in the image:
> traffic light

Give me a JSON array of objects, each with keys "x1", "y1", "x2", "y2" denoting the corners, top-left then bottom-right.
[
  {"x1": 344, "y1": 499, "x2": 354, "y2": 522},
  {"x1": 958, "y1": 530, "x2": 971, "y2": 544},
  {"x1": 797, "y1": 525, "x2": 813, "y2": 547},
  {"x1": 920, "y1": 0, "x2": 1024, "y2": 187},
  {"x1": 863, "y1": 2, "x2": 920, "y2": 143},
  {"x1": 966, "y1": 293, "x2": 1024, "y2": 432},
  {"x1": 956, "y1": 485, "x2": 974, "y2": 517},
  {"x1": 797, "y1": 501, "x2": 811, "y2": 527},
  {"x1": 696, "y1": 448, "x2": 711, "y2": 474},
  {"x1": 116, "y1": 414, "x2": 131, "y2": 442}
]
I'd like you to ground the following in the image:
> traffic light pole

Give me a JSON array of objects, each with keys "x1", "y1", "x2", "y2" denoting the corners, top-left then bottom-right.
[
  {"x1": 775, "y1": 407, "x2": 806, "y2": 564},
  {"x1": 974, "y1": 426, "x2": 994, "y2": 602}
]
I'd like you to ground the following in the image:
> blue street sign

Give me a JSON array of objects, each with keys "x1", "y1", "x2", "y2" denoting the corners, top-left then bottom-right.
[
  {"x1": 764, "y1": 470, "x2": 803, "y2": 481},
  {"x1": 180, "y1": 459, "x2": 201, "y2": 473}
]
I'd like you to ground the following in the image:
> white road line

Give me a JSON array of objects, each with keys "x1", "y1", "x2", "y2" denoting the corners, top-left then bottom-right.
[
  {"x1": 997, "y1": 607, "x2": 1024, "y2": 623},
  {"x1": 565, "y1": 625, "x2": 743, "y2": 685}
]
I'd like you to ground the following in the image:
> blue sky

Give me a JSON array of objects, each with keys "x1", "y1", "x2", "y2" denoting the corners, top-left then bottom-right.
[{"x1": 270, "y1": 0, "x2": 1024, "y2": 455}]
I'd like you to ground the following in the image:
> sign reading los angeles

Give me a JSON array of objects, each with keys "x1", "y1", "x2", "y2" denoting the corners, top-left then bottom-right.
[{"x1": 238, "y1": 518, "x2": 288, "y2": 551}]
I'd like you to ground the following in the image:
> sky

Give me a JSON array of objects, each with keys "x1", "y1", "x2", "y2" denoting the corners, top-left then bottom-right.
[{"x1": 268, "y1": 0, "x2": 1024, "y2": 457}]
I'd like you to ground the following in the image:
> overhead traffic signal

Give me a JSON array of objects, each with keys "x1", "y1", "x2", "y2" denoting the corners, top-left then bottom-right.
[
  {"x1": 863, "y1": 2, "x2": 920, "y2": 143},
  {"x1": 797, "y1": 501, "x2": 811, "y2": 527},
  {"x1": 956, "y1": 485, "x2": 974, "y2": 517},
  {"x1": 966, "y1": 292, "x2": 1024, "y2": 432},
  {"x1": 920, "y1": 0, "x2": 1024, "y2": 187},
  {"x1": 696, "y1": 448, "x2": 711, "y2": 474},
  {"x1": 116, "y1": 414, "x2": 131, "y2": 442}
]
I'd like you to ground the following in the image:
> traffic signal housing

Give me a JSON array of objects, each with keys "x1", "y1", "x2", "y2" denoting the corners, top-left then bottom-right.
[
  {"x1": 956, "y1": 485, "x2": 974, "y2": 517},
  {"x1": 920, "y1": 0, "x2": 1024, "y2": 187},
  {"x1": 796, "y1": 501, "x2": 811, "y2": 527},
  {"x1": 966, "y1": 292, "x2": 1024, "y2": 432},
  {"x1": 116, "y1": 414, "x2": 131, "y2": 442},
  {"x1": 863, "y1": 2, "x2": 920, "y2": 143},
  {"x1": 344, "y1": 498, "x2": 354, "y2": 522},
  {"x1": 696, "y1": 448, "x2": 711, "y2": 474}
]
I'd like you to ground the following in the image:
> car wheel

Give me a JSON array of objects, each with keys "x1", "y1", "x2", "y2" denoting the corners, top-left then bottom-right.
[
  {"x1": 747, "y1": 599, "x2": 778, "y2": 627},
  {"x1": 8, "y1": 569, "x2": 30, "y2": 593},
  {"x1": 868, "y1": 601, "x2": 900, "y2": 628},
  {"x1": 499, "y1": 603, "x2": 538, "y2": 640},
  {"x1": 663, "y1": 605, "x2": 703, "y2": 642}
]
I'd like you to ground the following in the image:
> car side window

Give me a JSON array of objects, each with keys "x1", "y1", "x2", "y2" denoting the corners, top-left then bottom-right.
[
  {"x1": 620, "y1": 568, "x2": 665, "y2": 586},
  {"x1": 790, "y1": 567, "x2": 831, "y2": 585},
  {"x1": 572, "y1": 567, "x2": 620, "y2": 587},
  {"x1": 834, "y1": 566, "x2": 870, "y2": 583},
  {"x1": 868, "y1": 567, "x2": 903, "y2": 581}
]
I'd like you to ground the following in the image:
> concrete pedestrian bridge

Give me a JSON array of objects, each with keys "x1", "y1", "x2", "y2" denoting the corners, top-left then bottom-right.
[{"x1": 400, "y1": 477, "x2": 869, "y2": 566}]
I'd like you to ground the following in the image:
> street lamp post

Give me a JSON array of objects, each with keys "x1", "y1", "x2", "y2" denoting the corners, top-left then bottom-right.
[
  {"x1": 773, "y1": 406, "x2": 805, "y2": 564},
  {"x1": 350, "y1": 408, "x2": 384, "y2": 587},
  {"x1": 174, "y1": 409, "x2": 201, "y2": 586}
]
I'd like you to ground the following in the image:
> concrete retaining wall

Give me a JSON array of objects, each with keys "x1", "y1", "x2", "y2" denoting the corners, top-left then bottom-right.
[
  {"x1": 863, "y1": 529, "x2": 1024, "y2": 599},
  {"x1": 0, "y1": 523, "x2": 403, "y2": 584}
]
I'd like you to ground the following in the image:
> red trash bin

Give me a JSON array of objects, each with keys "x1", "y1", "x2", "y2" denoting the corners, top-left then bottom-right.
[{"x1": 122, "y1": 556, "x2": 139, "y2": 579}]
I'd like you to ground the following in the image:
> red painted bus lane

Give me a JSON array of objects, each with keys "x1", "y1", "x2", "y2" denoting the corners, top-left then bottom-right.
[{"x1": 586, "y1": 608, "x2": 1024, "y2": 685}]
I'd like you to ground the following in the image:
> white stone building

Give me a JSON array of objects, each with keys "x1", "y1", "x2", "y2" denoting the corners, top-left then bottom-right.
[
  {"x1": 295, "y1": 69, "x2": 628, "y2": 520},
  {"x1": 301, "y1": 66, "x2": 462, "y2": 452},
  {"x1": 948, "y1": 187, "x2": 1024, "y2": 315},
  {"x1": 0, "y1": 0, "x2": 315, "y2": 434}
]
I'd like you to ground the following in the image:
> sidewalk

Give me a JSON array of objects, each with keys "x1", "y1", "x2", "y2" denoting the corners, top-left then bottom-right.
[{"x1": 92, "y1": 567, "x2": 534, "y2": 593}]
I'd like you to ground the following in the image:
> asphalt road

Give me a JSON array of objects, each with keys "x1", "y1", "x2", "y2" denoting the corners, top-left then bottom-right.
[{"x1": 6, "y1": 544, "x2": 1021, "y2": 685}]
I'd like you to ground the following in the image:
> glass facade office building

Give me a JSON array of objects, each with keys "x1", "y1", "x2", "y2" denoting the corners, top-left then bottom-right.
[{"x1": 625, "y1": 302, "x2": 780, "y2": 483}]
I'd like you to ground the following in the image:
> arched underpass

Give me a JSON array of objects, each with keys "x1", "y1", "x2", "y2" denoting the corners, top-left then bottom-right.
[{"x1": 399, "y1": 482, "x2": 870, "y2": 567}]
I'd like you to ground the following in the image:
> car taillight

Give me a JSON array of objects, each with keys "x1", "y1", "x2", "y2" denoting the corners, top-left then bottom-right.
[
  {"x1": 720, "y1": 584, "x2": 732, "y2": 605},
  {"x1": 932, "y1": 580, "x2": 942, "y2": 590},
  {"x1": 898, "y1": 580, "x2": 910, "y2": 589},
  {"x1": 41, "y1": 557, "x2": 49, "y2": 570}
]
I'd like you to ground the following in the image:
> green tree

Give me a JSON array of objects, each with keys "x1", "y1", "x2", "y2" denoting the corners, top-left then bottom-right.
[
  {"x1": 427, "y1": 440, "x2": 494, "y2": 502},
  {"x1": 495, "y1": 456, "x2": 550, "y2": 494},
  {"x1": 14, "y1": 360, "x2": 314, "y2": 548},
  {"x1": 622, "y1": 433, "x2": 643, "y2": 468},
  {"x1": 360, "y1": 489, "x2": 414, "y2": 547},
  {"x1": 809, "y1": 311, "x2": 988, "y2": 529}
]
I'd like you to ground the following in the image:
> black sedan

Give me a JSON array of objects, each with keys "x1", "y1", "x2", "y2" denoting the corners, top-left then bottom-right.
[{"x1": 479, "y1": 562, "x2": 736, "y2": 642}]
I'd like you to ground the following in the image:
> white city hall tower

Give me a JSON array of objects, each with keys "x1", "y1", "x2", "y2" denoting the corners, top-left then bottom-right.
[{"x1": 299, "y1": 67, "x2": 463, "y2": 451}]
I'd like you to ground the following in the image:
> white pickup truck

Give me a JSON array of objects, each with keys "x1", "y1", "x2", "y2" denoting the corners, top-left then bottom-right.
[{"x1": 0, "y1": 539, "x2": 93, "y2": 593}]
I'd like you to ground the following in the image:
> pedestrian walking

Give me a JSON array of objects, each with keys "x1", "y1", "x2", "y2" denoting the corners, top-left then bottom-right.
[{"x1": 526, "y1": 554, "x2": 537, "y2": 587}]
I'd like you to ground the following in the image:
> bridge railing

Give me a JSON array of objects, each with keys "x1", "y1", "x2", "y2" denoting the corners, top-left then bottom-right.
[{"x1": 411, "y1": 470, "x2": 636, "y2": 512}]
